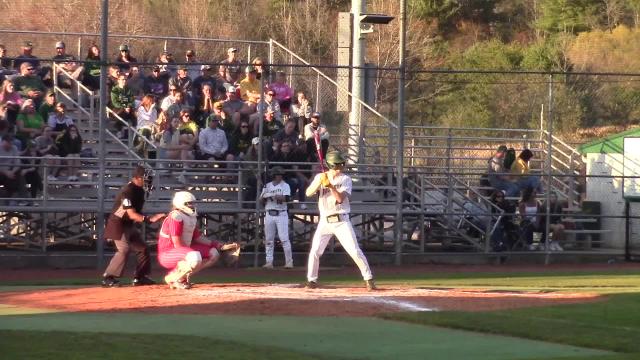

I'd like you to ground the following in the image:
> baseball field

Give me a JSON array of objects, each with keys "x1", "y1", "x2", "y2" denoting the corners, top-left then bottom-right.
[{"x1": 1, "y1": 263, "x2": 639, "y2": 360}]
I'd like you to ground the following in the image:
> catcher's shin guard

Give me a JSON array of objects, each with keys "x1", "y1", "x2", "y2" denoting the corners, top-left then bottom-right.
[{"x1": 164, "y1": 260, "x2": 194, "y2": 286}]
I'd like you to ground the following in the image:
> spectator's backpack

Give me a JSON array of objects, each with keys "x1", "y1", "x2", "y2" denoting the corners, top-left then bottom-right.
[{"x1": 503, "y1": 148, "x2": 516, "y2": 170}]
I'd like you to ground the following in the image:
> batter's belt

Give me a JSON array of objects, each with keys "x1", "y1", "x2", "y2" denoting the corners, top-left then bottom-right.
[
  {"x1": 326, "y1": 213, "x2": 349, "y2": 223},
  {"x1": 267, "y1": 209, "x2": 287, "y2": 216}
]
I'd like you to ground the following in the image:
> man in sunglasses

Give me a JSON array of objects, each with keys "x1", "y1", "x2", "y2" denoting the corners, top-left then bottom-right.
[
  {"x1": 102, "y1": 166, "x2": 166, "y2": 287},
  {"x1": 13, "y1": 62, "x2": 47, "y2": 103}
]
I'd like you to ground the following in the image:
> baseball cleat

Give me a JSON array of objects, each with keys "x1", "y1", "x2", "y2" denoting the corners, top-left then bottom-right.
[
  {"x1": 101, "y1": 276, "x2": 121, "y2": 288},
  {"x1": 284, "y1": 263, "x2": 294, "y2": 269},
  {"x1": 305, "y1": 281, "x2": 318, "y2": 289},
  {"x1": 262, "y1": 263, "x2": 274, "y2": 269},
  {"x1": 132, "y1": 276, "x2": 156, "y2": 286},
  {"x1": 168, "y1": 280, "x2": 192, "y2": 290},
  {"x1": 365, "y1": 279, "x2": 377, "y2": 291}
]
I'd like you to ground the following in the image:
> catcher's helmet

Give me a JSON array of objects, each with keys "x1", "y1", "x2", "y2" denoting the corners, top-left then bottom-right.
[
  {"x1": 173, "y1": 191, "x2": 197, "y2": 216},
  {"x1": 325, "y1": 150, "x2": 346, "y2": 169}
]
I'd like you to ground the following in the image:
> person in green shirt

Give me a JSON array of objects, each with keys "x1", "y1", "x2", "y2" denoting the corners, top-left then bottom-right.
[
  {"x1": 37, "y1": 90, "x2": 56, "y2": 121},
  {"x1": 110, "y1": 74, "x2": 136, "y2": 137},
  {"x1": 16, "y1": 99, "x2": 44, "y2": 148}
]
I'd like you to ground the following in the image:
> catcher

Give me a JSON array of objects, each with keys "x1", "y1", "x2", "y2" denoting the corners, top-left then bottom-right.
[{"x1": 157, "y1": 191, "x2": 241, "y2": 289}]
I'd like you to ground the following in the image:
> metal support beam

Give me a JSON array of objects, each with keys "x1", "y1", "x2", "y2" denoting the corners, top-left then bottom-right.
[
  {"x1": 96, "y1": 0, "x2": 108, "y2": 270},
  {"x1": 348, "y1": 0, "x2": 365, "y2": 163},
  {"x1": 394, "y1": 0, "x2": 407, "y2": 266}
]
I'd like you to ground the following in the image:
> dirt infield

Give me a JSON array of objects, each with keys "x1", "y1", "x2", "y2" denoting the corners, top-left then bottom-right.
[{"x1": 0, "y1": 283, "x2": 601, "y2": 317}]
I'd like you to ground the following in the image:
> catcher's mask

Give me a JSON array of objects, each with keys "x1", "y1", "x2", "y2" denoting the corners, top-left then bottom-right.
[
  {"x1": 173, "y1": 191, "x2": 197, "y2": 217},
  {"x1": 133, "y1": 165, "x2": 155, "y2": 197}
]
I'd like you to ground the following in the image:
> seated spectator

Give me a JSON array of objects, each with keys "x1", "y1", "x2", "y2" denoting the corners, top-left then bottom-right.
[
  {"x1": 160, "y1": 85, "x2": 180, "y2": 112},
  {"x1": 52, "y1": 41, "x2": 84, "y2": 88},
  {"x1": 512, "y1": 148, "x2": 543, "y2": 194},
  {"x1": 168, "y1": 65, "x2": 193, "y2": 100},
  {"x1": 184, "y1": 49, "x2": 200, "y2": 80},
  {"x1": 110, "y1": 74, "x2": 136, "y2": 137},
  {"x1": 157, "y1": 50, "x2": 176, "y2": 79},
  {"x1": 255, "y1": 110, "x2": 284, "y2": 141},
  {"x1": 177, "y1": 109, "x2": 199, "y2": 150},
  {"x1": 197, "y1": 116, "x2": 234, "y2": 163},
  {"x1": 47, "y1": 102, "x2": 75, "y2": 137},
  {"x1": 273, "y1": 119, "x2": 300, "y2": 146},
  {"x1": 251, "y1": 57, "x2": 270, "y2": 83},
  {"x1": 219, "y1": 47, "x2": 242, "y2": 85},
  {"x1": 16, "y1": 99, "x2": 44, "y2": 147},
  {"x1": 135, "y1": 95, "x2": 159, "y2": 157},
  {"x1": 251, "y1": 89, "x2": 281, "y2": 132},
  {"x1": 144, "y1": 65, "x2": 169, "y2": 99},
  {"x1": 518, "y1": 186, "x2": 546, "y2": 250},
  {"x1": 127, "y1": 66, "x2": 145, "y2": 98},
  {"x1": 158, "y1": 117, "x2": 194, "y2": 167},
  {"x1": 303, "y1": 112, "x2": 329, "y2": 159},
  {"x1": 273, "y1": 139, "x2": 309, "y2": 206},
  {"x1": 113, "y1": 44, "x2": 137, "y2": 75},
  {"x1": 106, "y1": 65, "x2": 121, "y2": 94},
  {"x1": 0, "y1": 45, "x2": 15, "y2": 79},
  {"x1": 228, "y1": 119, "x2": 253, "y2": 160},
  {"x1": 13, "y1": 62, "x2": 47, "y2": 104},
  {"x1": 206, "y1": 102, "x2": 234, "y2": 136},
  {"x1": 14, "y1": 41, "x2": 50, "y2": 85},
  {"x1": 269, "y1": 71, "x2": 293, "y2": 114},
  {"x1": 19, "y1": 142, "x2": 43, "y2": 198},
  {"x1": 0, "y1": 79, "x2": 24, "y2": 124},
  {"x1": 487, "y1": 145, "x2": 519, "y2": 197},
  {"x1": 193, "y1": 65, "x2": 224, "y2": 104},
  {"x1": 489, "y1": 190, "x2": 518, "y2": 251},
  {"x1": 195, "y1": 84, "x2": 217, "y2": 127},
  {"x1": 291, "y1": 91, "x2": 312, "y2": 133},
  {"x1": 38, "y1": 90, "x2": 56, "y2": 122},
  {"x1": 0, "y1": 134, "x2": 29, "y2": 202},
  {"x1": 222, "y1": 86, "x2": 249, "y2": 128},
  {"x1": 539, "y1": 191, "x2": 566, "y2": 251},
  {"x1": 164, "y1": 90, "x2": 191, "y2": 121},
  {"x1": 239, "y1": 66, "x2": 261, "y2": 104},
  {"x1": 82, "y1": 45, "x2": 101, "y2": 90},
  {"x1": 55, "y1": 124, "x2": 82, "y2": 181},
  {"x1": 34, "y1": 126, "x2": 60, "y2": 181}
]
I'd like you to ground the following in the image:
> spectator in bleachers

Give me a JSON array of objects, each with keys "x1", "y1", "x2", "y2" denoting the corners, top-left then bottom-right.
[
  {"x1": 487, "y1": 145, "x2": 519, "y2": 197},
  {"x1": 303, "y1": 112, "x2": 329, "y2": 159},
  {"x1": 127, "y1": 66, "x2": 145, "y2": 98},
  {"x1": 106, "y1": 65, "x2": 121, "y2": 95},
  {"x1": 15, "y1": 99, "x2": 44, "y2": 148},
  {"x1": 0, "y1": 79, "x2": 23, "y2": 124},
  {"x1": 178, "y1": 109, "x2": 198, "y2": 148},
  {"x1": 269, "y1": 71, "x2": 293, "y2": 114},
  {"x1": 0, "y1": 45, "x2": 14, "y2": 77},
  {"x1": 185, "y1": 49, "x2": 200, "y2": 80},
  {"x1": 55, "y1": 124, "x2": 82, "y2": 181},
  {"x1": 47, "y1": 102, "x2": 74, "y2": 137},
  {"x1": 539, "y1": 191, "x2": 566, "y2": 251},
  {"x1": 38, "y1": 90, "x2": 56, "y2": 122},
  {"x1": 197, "y1": 115, "x2": 233, "y2": 163},
  {"x1": 229, "y1": 118, "x2": 252, "y2": 160},
  {"x1": 113, "y1": 44, "x2": 137, "y2": 75},
  {"x1": 19, "y1": 141, "x2": 43, "y2": 198},
  {"x1": 193, "y1": 65, "x2": 223, "y2": 103},
  {"x1": 168, "y1": 65, "x2": 193, "y2": 100},
  {"x1": 251, "y1": 89, "x2": 281, "y2": 132},
  {"x1": 251, "y1": 57, "x2": 270, "y2": 82},
  {"x1": 254, "y1": 110, "x2": 284, "y2": 141},
  {"x1": 239, "y1": 66, "x2": 261, "y2": 105},
  {"x1": 13, "y1": 62, "x2": 47, "y2": 105},
  {"x1": 144, "y1": 65, "x2": 169, "y2": 99},
  {"x1": 195, "y1": 84, "x2": 216, "y2": 127},
  {"x1": 110, "y1": 74, "x2": 136, "y2": 137},
  {"x1": 273, "y1": 139, "x2": 309, "y2": 207},
  {"x1": 157, "y1": 50, "x2": 176, "y2": 79},
  {"x1": 52, "y1": 41, "x2": 84, "y2": 88},
  {"x1": 164, "y1": 90, "x2": 190, "y2": 121},
  {"x1": 518, "y1": 186, "x2": 545, "y2": 250},
  {"x1": 511, "y1": 148, "x2": 543, "y2": 194},
  {"x1": 222, "y1": 85, "x2": 247, "y2": 128},
  {"x1": 158, "y1": 117, "x2": 194, "y2": 167},
  {"x1": 0, "y1": 134, "x2": 29, "y2": 202},
  {"x1": 489, "y1": 190, "x2": 517, "y2": 251},
  {"x1": 273, "y1": 119, "x2": 300, "y2": 146},
  {"x1": 13, "y1": 41, "x2": 50, "y2": 85},
  {"x1": 134, "y1": 94, "x2": 159, "y2": 157},
  {"x1": 82, "y1": 45, "x2": 101, "y2": 90},
  {"x1": 34, "y1": 126, "x2": 60, "y2": 181},
  {"x1": 219, "y1": 47, "x2": 242, "y2": 85},
  {"x1": 160, "y1": 84, "x2": 180, "y2": 113},
  {"x1": 207, "y1": 102, "x2": 235, "y2": 136},
  {"x1": 291, "y1": 91, "x2": 312, "y2": 133}
]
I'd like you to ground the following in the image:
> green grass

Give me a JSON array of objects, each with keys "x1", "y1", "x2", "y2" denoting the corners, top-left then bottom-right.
[
  {"x1": 0, "y1": 330, "x2": 340, "y2": 360},
  {"x1": 384, "y1": 292, "x2": 640, "y2": 354}
]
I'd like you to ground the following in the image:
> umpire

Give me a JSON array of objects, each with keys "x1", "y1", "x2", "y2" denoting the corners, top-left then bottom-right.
[{"x1": 101, "y1": 166, "x2": 165, "y2": 287}]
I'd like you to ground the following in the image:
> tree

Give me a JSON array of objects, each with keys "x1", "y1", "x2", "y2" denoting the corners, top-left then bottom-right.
[{"x1": 536, "y1": 0, "x2": 603, "y2": 34}]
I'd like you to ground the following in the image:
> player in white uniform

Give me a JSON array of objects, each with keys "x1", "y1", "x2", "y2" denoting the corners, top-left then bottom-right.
[
  {"x1": 304, "y1": 151, "x2": 376, "y2": 291},
  {"x1": 260, "y1": 166, "x2": 293, "y2": 269}
]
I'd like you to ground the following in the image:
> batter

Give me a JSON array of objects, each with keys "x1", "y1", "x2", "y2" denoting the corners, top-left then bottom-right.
[
  {"x1": 304, "y1": 151, "x2": 376, "y2": 291},
  {"x1": 260, "y1": 167, "x2": 293, "y2": 268}
]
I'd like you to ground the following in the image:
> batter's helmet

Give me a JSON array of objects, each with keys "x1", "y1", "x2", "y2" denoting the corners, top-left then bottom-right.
[{"x1": 325, "y1": 151, "x2": 346, "y2": 169}]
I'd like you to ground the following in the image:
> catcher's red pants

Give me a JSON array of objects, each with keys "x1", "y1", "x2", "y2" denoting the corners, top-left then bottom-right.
[{"x1": 157, "y1": 244, "x2": 216, "y2": 270}]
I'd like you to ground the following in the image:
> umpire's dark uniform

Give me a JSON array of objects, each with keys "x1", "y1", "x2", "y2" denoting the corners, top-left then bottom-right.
[{"x1": 102, "y1": 173, "x2": 150, "y2": 284}]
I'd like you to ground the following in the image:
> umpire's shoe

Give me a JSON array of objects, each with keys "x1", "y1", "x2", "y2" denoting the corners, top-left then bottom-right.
[
  {"x1": 365, "y1": 279, "x2": 378, "y2": 291},
  {"x1": 304, "y1": 281, "x2": 318, "y2": 289},
  {"x1": 101, "y1": 276, "x2": 121, "y2": 288},
  {"x1": 132, "y1": 276, "x2": 156, "y2": 286}
]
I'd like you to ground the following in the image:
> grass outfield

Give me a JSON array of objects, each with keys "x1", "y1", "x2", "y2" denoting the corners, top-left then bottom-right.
[{"x1": 1, "y1": 268, "x2": 638, "y2": 359}]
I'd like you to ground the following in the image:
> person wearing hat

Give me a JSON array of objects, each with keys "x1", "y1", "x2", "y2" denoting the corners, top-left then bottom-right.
[
  {"x1": 219, "y1": 47, "x2": 242, "y2": 85},
  {"x1": 304, "y1": 150, "x2": 376, "y2": 291},
  {"x1": 487, "y1": 145, "x2": 518, "y2": 196},
  {"x1": 52, "y1": 40, "x2": 84, "y2": 87},
  {"x1": 239, "y1": 65, "x2": 261, "y2": 104},
  {"x1": 168, "y1": 64, "x2": 193, "y2": 100},
  {"x1": 102, "y1": 165, "x2": 167, "y2": 287},
  {"x1": 13, "y1": 41, "x2": 41, "y2": 73},
  {"x1": 143, "y1": 64, "x2": 169, "y2": 98},
  {"x1": 260, "y1": 166, "x2": 293, "y2": 269},
  {"x1": 156, "y1": 50, "x2": 176, "y2": 78},
  {"x1": 37, "y1": 89, "x2": 56, "y2": 120},
  {"x1": 113, "y1": 43, "x2": 137, "y2": 74},
  {"x1": 303, "y1": 111, "x2": 330, "y2": 161}
]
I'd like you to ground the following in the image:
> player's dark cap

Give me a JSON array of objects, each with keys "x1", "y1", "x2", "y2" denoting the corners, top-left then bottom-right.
[
  {"x1": 133, "y1": 165, "x2": 146, "y2": 178},
  {"x1": 271, "y1": 166, "x2": 285, "y2": 176},
  {"x1": 497, "y1": 145, "x2": 508, "y2": 153}
]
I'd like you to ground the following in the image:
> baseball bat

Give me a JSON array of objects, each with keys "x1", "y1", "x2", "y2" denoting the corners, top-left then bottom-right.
[{"x1": 313, "y1": 130, "x2": 326, "y2": 172}]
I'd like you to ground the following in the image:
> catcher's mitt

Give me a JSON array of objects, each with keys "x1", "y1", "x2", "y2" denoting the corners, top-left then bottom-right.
[{"x1": 219, "y1": 242, "x2": 241, "y2": 267}]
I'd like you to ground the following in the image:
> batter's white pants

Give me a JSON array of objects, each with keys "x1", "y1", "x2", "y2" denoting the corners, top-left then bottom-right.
[
  {"x1": 264, "y1": 213, "x2": 292, "y2": 266},
  {"x1": 307, "y1": 217, "x2": 373, "y2": 282}
]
